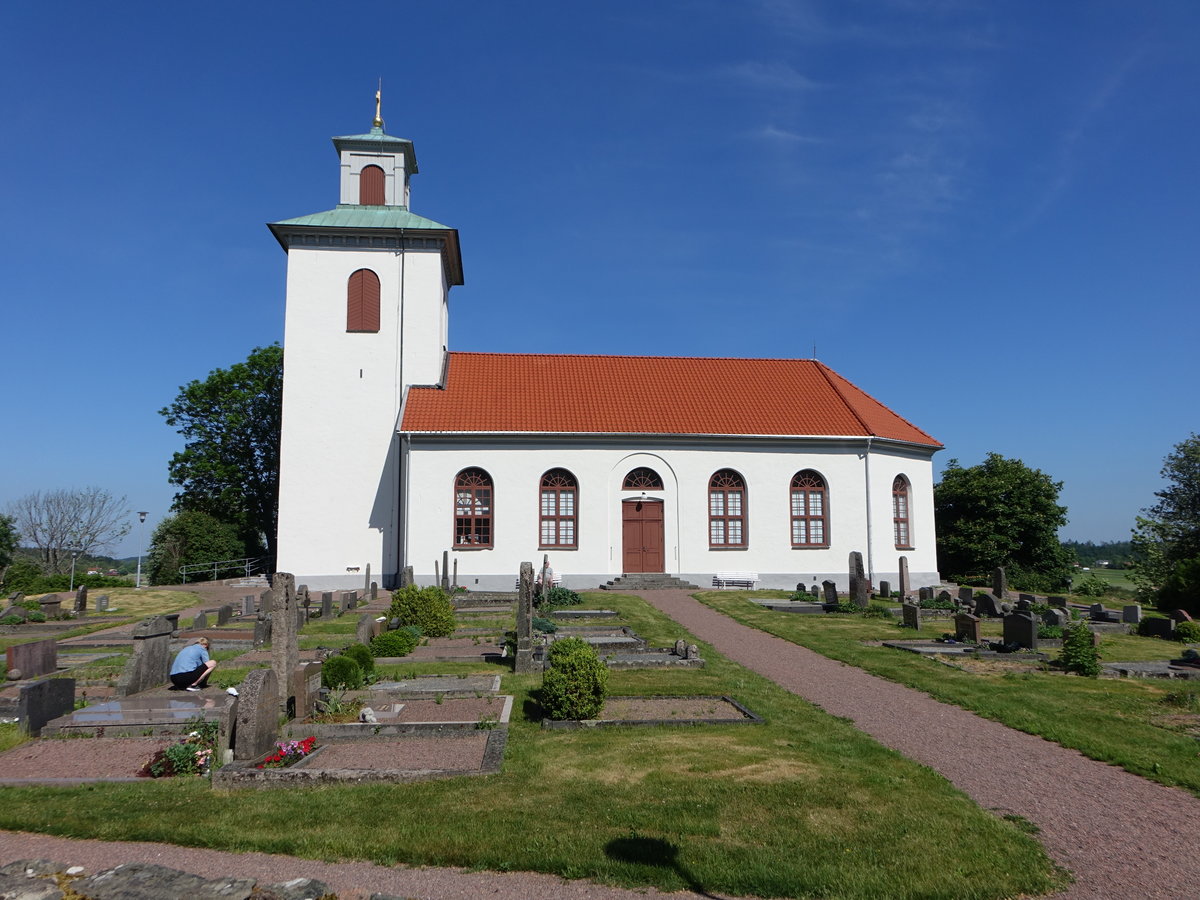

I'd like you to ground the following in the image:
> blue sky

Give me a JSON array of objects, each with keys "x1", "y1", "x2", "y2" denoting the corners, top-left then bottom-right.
[{"x1": 2, "y1": 1, "x2": 1197, "y2": 558}]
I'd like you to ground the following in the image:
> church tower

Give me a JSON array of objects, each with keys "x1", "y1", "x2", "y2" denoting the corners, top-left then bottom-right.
[{"x1": 271, "y1": 97, "x2": 464, "y2": 589}]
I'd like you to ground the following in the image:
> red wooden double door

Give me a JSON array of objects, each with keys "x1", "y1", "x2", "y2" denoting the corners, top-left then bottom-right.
[{"x1": 621, "y1": 499, "x2": 664, "y2": 573}]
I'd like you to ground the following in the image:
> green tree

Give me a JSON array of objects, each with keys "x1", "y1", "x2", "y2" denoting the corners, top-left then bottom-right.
[
  {"x1": 160, "y1": 345, "x2": 282, "y2": 565},
  {"x1": 5, "y1": 488, "x2": 131, "y2": 574},
  {"x1": 935, "y1": 453, "x2": 1073, "y2": 593},
  {"x1": 0, "y1": 513, "x2": 17, "y2": 572},
  {"x1": 1132, "y1": 433, "x2": 1200, "y2": 614},
  {"x1": 146, "y1": 510, "x2": 247, "y2": 585}
]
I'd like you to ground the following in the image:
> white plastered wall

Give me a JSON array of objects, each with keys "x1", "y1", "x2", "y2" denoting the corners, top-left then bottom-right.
[
  {"x1": 275, "y1": 242, "x2": 447, "y2": 590},
  {"x1": 400, "y1": 437, "x2": 939, "y2": 591}
]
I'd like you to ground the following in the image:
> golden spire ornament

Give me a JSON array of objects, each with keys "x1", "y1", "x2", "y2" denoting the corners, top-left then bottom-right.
[{"x1": 373, "y1": 81, "x2": 383, "y2": 128}]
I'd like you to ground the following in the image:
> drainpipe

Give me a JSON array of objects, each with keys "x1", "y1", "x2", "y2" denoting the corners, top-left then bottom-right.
[{"x1": 863, "y1": 437, "x2": 874, "y2": 584}]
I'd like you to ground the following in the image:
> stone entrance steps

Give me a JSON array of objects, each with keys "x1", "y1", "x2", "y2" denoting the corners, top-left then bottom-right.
[{"x1": 600, "y1": 574, "x2": 701, "y2": 591}]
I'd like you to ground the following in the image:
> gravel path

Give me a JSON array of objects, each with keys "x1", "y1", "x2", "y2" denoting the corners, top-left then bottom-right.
[{"x1": 637, "y1": 589, "x2": 1200, "y2": 899}]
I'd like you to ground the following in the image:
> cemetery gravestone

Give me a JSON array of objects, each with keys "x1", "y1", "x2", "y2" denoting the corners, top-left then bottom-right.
[
  {"x1": 992, "y1": 567, "x2": 1008, "y2": 600},
  {"x1": 958, "y1": 587, "x2": 974, "y2": 602},
  {"x1": 0, "y1": 605, "x2": 28, "y2": 623},
  {"x1": 370, "y1": 582, "x2": 378, "y2": 603},
  {"x1": 402, "y1": 565, "x2": 414, "y2": 587},
  {"x1": 795, "y1": 582, "x2": 806, "y2": 593},
  {"x1": 1142, "y1": 618, "x2": 1175, "y2": 640},
  {"x1": 953, "y1": 612, "x2": 981, "y2": 643},
  {"x1": 1122, "y1": 605, "x2": 1143, "y2": 625},
  {"x1": 686, "y1": 643, "x2": 699, "y2": 660},
  {"x1": 849, "y1": 551, "x2": 869, "y2": 608},
  {"x1": 38, "y1": 594, "x2": 62, "y2": 617},
  {"x1": 1042, "y1": 608, "x2": 1069, "y2": 629},
  {"x1": 253, "y1": 615, "x2": 271, "y2": 647},
  {"x1": 441, "y1": 550, "x2": 451, "y2": 592},
  {"x1": 674, "y1": 639, "x2": 686, "y2": 657},
  {"x1": 217, "y1": 605, "x2": 233, "y2": 626},
  {"x1": 822, "y1": 580, "x2": 838, "y2": 606},
  {"x1": 242, "y1": 595, "x2": 255, "y2": 617},
  {"x1": 897, "y1": 556, "x2": 910, "y2": 597},
  {"x1": 291, "y1": 661, "x2": 323, "y2": 719},
  {"x1": 974, "y1": 594, "x2": 1002, "y2": 618},
  {"x1": 18, "y1": 676, "x2": 75, "y2": 736},
  {"x1": 73, "y1": 585, "x2": 88, "y2": 614},
  {"x1": 356, "y1": 613, "x2": 375, "y2": 646},
  {"x1": 94, "y1": 595, "x2": 109, "y2": 613},
  {"x1": 810, "y1": 585, "x2": 820, "y2": 598},
  {"x1": 6, "y1": 638, "x2": 57, "y2": 680},
  {"x1": 515, "y1": 562, "x2": 534, "y2": 674},
  {"x1": 919, "y1": 587, "x2": 933, "y2": 601},
  {"x1": 1003, "y1": 612, "x2": 1038, "y2": 650},
  {"x1": 233, "y1": 667, "x2": 280, "y2": 761},
  {"x1": 298, "y1": 584, "x2": 310, "y2": 610},
  {"x1": 1171, "y1": 609, "x2": 1194, "y2": 623},
  {"x1": 902, "y1": 602, "x2": 921, "y2": 630},
  {"x1": 1048, "y1": 596, "x2": 1068, "y2": 608},
  {"x1": 364, "y1": 563, "x2": 371, "y2": 593},
  {"x1": 193, "y1": 612, "x2": 209, "y2": 630},
  {"x1": 260, "y1": 588, "x2": 274, "y2": 615},
  {"x1": 1018, "y1": 593, "x2": 1036, "y2": 604},
  {"x1": 321, "y1": 592, "x2": 334, "y2": 619},
  {"x1": 116, "y1": 616, "x2": 175, "y2": 697},
  {"x1": 269, "y1": 572, "x2": 299, "y2": 717},
  {"x1": 878, "y1": 581, "x2": 891, "y2": 599}
]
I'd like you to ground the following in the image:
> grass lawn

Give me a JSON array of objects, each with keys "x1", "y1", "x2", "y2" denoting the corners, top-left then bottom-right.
[
  {"x1": 696, "y1": 591, "x2": 1200, "y2": 797},
  {"x1": 0, "y1": 590, "x2": 205, "y2": 653},
  {"x1": 0, "y1": 591, "x2": 1065, "y2": 900}
]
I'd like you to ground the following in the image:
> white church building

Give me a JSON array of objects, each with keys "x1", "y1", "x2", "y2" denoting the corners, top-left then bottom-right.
[{"x1": 272, "y1": 112, "x2": 942, "y2": 592}]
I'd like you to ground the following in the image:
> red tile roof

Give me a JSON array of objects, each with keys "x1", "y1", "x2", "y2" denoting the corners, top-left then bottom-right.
[{"x1": 401, "y1": 353, "x2": 940, "y2": 447}]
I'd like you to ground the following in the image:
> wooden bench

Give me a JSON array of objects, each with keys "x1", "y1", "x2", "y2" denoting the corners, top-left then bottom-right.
[{"x1": 712, "y1": 571, "x2": 759, "y2": 590}]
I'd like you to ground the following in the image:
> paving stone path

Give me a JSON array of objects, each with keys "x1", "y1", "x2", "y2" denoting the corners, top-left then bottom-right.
[{"x1": 636, "y1": 589, "x2": 1199, "y2": 900}]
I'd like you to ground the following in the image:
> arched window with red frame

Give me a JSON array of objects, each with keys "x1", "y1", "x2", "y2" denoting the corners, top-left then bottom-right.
[
  {"x1": 539, "y1": 469, "x2": 578, "y2": 548},
  {"x1": 359, "y1": 164, "x2": 385, "y2": 205},
  {"x1": 893, "y1": 475, "x2": 912, "y2": 549},
  {"x1": 622, "y1": 467, "x2": 663, "y2": 490},
  {"x1": 790, "y1": 470, "x2": 828, "y2": 547},
  {"x1": 709, "y1": 469, "x2": 747, "y2": 548},
  {"x1": 454, "y1": 468, "x2": 493, "y2": 548},
  {"x1": 347, "y1": 269, "x2": 380, "y2": 333}
]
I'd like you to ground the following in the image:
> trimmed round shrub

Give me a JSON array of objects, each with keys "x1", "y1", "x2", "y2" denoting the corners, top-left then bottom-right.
[
  {"x1": 341, "y1": 642, "x2": 375, "y2": 675},
  {"x1": 0, "y1": 615, "x2": 23, "y2": 626},
  {"x1": 540, "y1": 637, "x2": 608, "y2": 721},
  {"x1": 387, "y1": 585, "x2": 456, "y2": 638},
  {"x1": 537, "y1": 586, "x2": 582, "y2": 610},
  {"x1": 1057, "y1": 622, "x2": 1100, "y2": 677},
  {"x1": 1175, "y1": 621, "x2": 1200, "y2": 643},
  {"x1": 26, "y1": 610, "x2": 47, "y2": 623},
  {"x1": 370, "y1": 626, "x2": 421, "y2": 658},
  {"x1": 321, "y1": 655, "x2": 364, "y2": 690}
]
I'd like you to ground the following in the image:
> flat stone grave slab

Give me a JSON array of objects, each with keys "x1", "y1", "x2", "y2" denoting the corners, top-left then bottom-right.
[
  {"x1": 225, "y1": 648, "x2": 326, "y2": 665},
  {"x1": 602, "y1": 650, "x2": 706, "y2": 669},
  {"x1": 372, "y1": 674, "x2": 501, "y2": 696},
  {"x1": 0, "y1": 736, "x2": 176, "y2": 783},
  {"x1": 1103, "y1": 661, "x2": 1200, "y2": 680},
  {"x1": 749, "y1": 599, "x2": 826, "y2": 614},
  {"x1": 40, "y1": 693, "x2": 232, "y2": 736},
  {"x1": 550, "y1": 609, "x2": 619, "y2": 619},
  {"x1": 543, "y1": 695, "x2": 761, "y2": 729},
  {"x1": 454, "y1": 605, "x2": 516, "y2": 615},
  {"x1": 882, "y1": 639, "x2": 1048, "y2": 660},
  {"x1": 289, "y1": 695, "x2": 513, "y2": 738},
  {"x1": 213, "y1": 731, "x2": 506, "y2": 789},
  {"x1": 382, "y1": 636, "x2": 504, "y2": 661}
]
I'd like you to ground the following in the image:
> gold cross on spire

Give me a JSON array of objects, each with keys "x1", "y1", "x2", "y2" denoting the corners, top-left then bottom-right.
[{"x1": 373, "y1": 80, "x2": 383, "y2": 128}]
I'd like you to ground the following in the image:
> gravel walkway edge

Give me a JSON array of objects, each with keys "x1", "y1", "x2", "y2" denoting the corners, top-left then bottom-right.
[{"x1": 636, "y1": 589, "x2": 1200, "y2": 900}]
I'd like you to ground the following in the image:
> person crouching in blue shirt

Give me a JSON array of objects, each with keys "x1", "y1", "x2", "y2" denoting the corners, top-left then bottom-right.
[{"x1": 170, "y1": 637, "x2": 216, "y2": 691}]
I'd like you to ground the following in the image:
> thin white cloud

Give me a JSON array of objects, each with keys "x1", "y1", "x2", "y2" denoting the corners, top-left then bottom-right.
[
  {"x1": 754, "y1": 124, "x2": 823, "y2": 144},
  {"x1": 717, "y1": 60, "x2": 821, "y2": 92}
]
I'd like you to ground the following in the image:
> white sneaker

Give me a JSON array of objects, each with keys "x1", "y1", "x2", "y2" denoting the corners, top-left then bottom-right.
[
  {"x1": 226, "y1": 687, "x2": 239, "y2": 696},
  {"x1": 186, "y1": 686, "x2": 201, "y2": 692}
]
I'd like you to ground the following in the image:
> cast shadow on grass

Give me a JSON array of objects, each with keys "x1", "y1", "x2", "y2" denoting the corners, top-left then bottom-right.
[{"x1": 604, "y1": 835, "x2": 720, "y2": 899}]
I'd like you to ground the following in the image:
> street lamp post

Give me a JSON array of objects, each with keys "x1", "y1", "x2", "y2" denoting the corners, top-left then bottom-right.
[
  {"x1": 68, "y1": 548, "x2": 82, "y2": 593},
  {"x1": 135, "y1": 511, "x2": 149, "y2": 589}
]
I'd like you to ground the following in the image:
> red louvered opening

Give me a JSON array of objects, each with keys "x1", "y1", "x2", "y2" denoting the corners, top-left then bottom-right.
[
  {"x1": 347, "y1": 269, "x2": 380, "y2": 333},
  {"x1": 359, "y1": 165, "x2": 385, "y2": 205}
]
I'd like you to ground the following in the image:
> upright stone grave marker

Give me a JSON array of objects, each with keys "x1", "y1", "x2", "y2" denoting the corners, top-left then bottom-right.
[
  {"x1": 1048, "y1": 596, "x2": 1068, "y2": 608},
  {"x1": 94, "y1": 595, "x2": 109, "y2": 613},
  {"x1": 356, "y1": 613, "x2": 375, "y2": 646},
  {"x1": 116, "y1": 616, "x2": 175, "y2": 696},
  {"x1": 370, "y1": 582, "x2": 378, "y2": 603},
  {"x1": 269, "y1": 572, "x2": 299, "y2": 717},
  {"x1": 1122, "y1": 605, "x2": 1143, "y2": 625},
  {"x1": 1141, "y1": 617, "x2": 1175, "y2": 640},
  {"x1": 73, "y1": 585, "x2": 88, "y2": 615},
  {"x1": 958, "y1": 586, "x2": 974, "y2": 603},
  {"x1": 822, "y1": 580, "x2": 838, "y2": 607},
  {"x1": 674, "y1": 639, "x2": 686, "y2": 657},
  {"x1": 6, "y1": 638, "x2": 57, "y2": 680},
  {"x1": 291, "y1": 661, "x2": 323, "y2": 719},
  {"x1": 233, "y1": 667, "x2": 279, "y2": 761},
  {"x1": 242, "y1": 595, "x2": 255, "y2": 617},
  {"x1": 795, "y1": 582, "x2": 806, "y2": 593},
  {"x1": 260, "y1": 588, "x2": 274, "y2": 615},
  {"x1": 402, "y1": 566, "x2": 414, "y2": 588},
  {"x1": 364, "y1": 563, "x2": 371, "y2": 593},
  {"x1": 918, "y1": 587, "x2": 933, "y2": 601},
  {"x1": 253, "y1": 614, "x2": 271, "y2": 647},
  {"x1": 1171, "y1": 609, "x2": 1194, "y2": 623},
  {"x1": 953, "y1": 612, "x2": 981, "y2": 643},
  {"x1": 515, "y1": 562, "x2": 534, "y2": 674},
  {"x1": 217, "y1": 605, "x2": 233, "y2": 626},
  {"x1": 297, "y1": 584, "x2": 310, "y2": 611},
  {"x1": 38, "y1": 595, "x2": 62, "y2": 617},
  {"x1": 1018, "y1": 593, "x2": 1036, "y2": 604},
  {"x1": 18, "y1": 676, "x2": 75, "y2": 736},
  {"x1": 1042, "y1": 608, "x2": 1069, "y2": 629},
  {"x1": 1003, "y1": 611, "x2": 1038, "y2": 650},
  {"x1": 441, "y1": 550, "x2": 451, "y2": 593},
  {"x1": 897, "y1": 556, "x2": 910, "y2": 597},
  {"x1": 878, "y1": 581, "x2": 891, "y2": 599},
  {"x1": 321, "y1": 592, "x2": 334, "y2": 619},
  {"x1": 937, "y1": 590, "x2": 955, "y2": 606},
  {"x1": 992, "y1": 567, "x2": 1008, "y2": 600},
  {"x1": 974, "y1": 593, "x2": 1002, "y2": 618},
  {"x1": 901, "y1": 601, "x2": 921, "y2": 631},
  {"x1": 193, "y1": 612, "x2": 209, "y2": 630},
  {"x1": 849, "y1": 552, "x2": 869, "y2": 608},
  {"x1": 810, "y1": 584, "x2": 820, "y2": 598}
]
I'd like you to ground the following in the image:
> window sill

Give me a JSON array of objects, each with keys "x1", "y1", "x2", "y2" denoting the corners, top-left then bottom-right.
[
  {"x1": 453, "y1": 546, "x2": 493, "y2": 551},
  {"x1": 538, "y1": 546, "x2": 578, "y2": 551},
  {"x1": 709, "y1": 546, "x2": 749, "y2": 551},
  {"x1": 791, "y1": 545, "x2": 831, "y2": 550},
  {"x1": 895, "y1": 546, "x2": 915, "y2": 551}
]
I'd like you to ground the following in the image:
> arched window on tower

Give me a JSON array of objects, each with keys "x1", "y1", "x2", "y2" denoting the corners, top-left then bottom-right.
[
  {"x1": 359, "y1": 165, "x2": 385, "y2": 205},
  {"x1": 539, "y1": 469, "x2": 578, "y2": 548},
  {"x1": 709, "y1": 469, "x2": 747, "y2": 548},
  {"x1": 893, "y1": 475, "x2": 912, "y2": 549},
  {"x1": 346, "y1": 269, "x2": 380, "y2": 333},
  {"x1": 454, "y1": 468, "x2": 493, "y2": 548},
  {"x1": 790, "y1": 470, "x2": 828, "y2": 547}
]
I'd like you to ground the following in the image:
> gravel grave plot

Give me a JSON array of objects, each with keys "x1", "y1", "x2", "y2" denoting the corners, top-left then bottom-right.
[
  {"x1": 384, "y1": 697, "x2": 503, "y2": 722},
  {"x1": 304, "y1": 734, "x2": 490, "y2": 771},
  {"x1": 600, "y1": 697, "x2": 746, "y2": 720},
  {"x1": 637, "y1": 589, "x2": 1200, "y2": 900},
  {"x1": 0, "y1": 738, "x2": 172, "y2": 780}
]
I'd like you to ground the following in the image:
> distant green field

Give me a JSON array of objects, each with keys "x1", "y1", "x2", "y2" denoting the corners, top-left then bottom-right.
[{"x1": 1076, "y1": 568, "x2": 1136, "y2": 591}]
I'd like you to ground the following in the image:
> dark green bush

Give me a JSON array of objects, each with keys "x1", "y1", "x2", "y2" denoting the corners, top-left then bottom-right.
[
  {"x1": 919, "y1": 596, "x2": 956, "y2": 610},
  {"x1": 540, "y1": 637, "x2": 608, "y2": 720},
  {"x1": 537, "y1": 586, "x2": 582, "y2": 610},
  {"x1": 26, "y1": 610, "x2": 47, "y2": 623},
  {"x1": 1073, "y1": 573, "x2": 1108, "y2": 597},
  {"x1": 321, "y1": 655, "x2": 363, "y2": 690},
  {"x1": 387, "y1": 585, "x2": 456, "y2": 638},
  {"x1": 532, "y1": 616, "x2": 557, "y2": 633},
  {"x1": 18, "y1": 599, "x2": 40, "y2": 612},
  {"x1": 862, "y1": 604, "x2": 894, "y2": 619},
  {"x1": 369, "y1": 626, "x2": 421, "y2": 658},
  {"x1": 0, "y1": 615, "x2": 23, "y2": 626},
  {"x1": 1037, "y1": 625, "x2": 1063, "y2": 640},
  {"x1": 1175, "y1": 620, "x2": 1200, "y2": 643},
  {"x1": 1057, "y1": 622, "x2": 1100, "y2": 677},
  {"x1": 341, "y1": 643, "x2": 375, "y2": 675}
]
